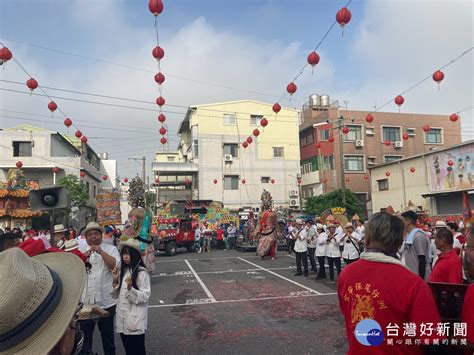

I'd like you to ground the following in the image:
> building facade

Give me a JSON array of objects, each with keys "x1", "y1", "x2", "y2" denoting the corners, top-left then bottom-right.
[
  {"x1": 369, "y1": 140, "x2": 473, "y2": 215},
  {"x1": 153, "y1": 100, "x2": 301, "y2": 211},
  {"x1": 299, "y1": 95, "x2": 462, "y2": 215}
]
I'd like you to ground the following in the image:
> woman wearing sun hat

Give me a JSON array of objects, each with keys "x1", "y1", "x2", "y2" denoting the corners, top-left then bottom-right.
[{"x1": 0, "y1": 247, "x2": 86, "y2": 354}]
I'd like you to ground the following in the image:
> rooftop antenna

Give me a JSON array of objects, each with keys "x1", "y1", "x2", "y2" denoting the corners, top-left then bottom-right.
[{"x1": 343, "y1": 100, "x2": 349, "y2": 110}]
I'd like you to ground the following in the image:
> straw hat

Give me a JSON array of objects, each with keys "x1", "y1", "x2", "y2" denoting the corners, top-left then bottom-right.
[
  {"x1": 316, "y1": 223, "x2": 324, "y2": 230},
  {"x1": 294, "y1": 219, "x2": 304, "y2": 225},
  {"x1": 434, "y1": 220, "x2": 447, "y2": 228},
  {"x1": 0, "y1": 248, "x2": 86, "y2": 354},
  {"x1": 82, "y1": 221, "x2": 104, "y2": 236},
  {"x1": 118, "y1": 238, "x2": 142, "y2": 254},
  {"x1": 345, "y1": 222, "x2": 354, "y2": 229},
  {"x1": 53, "y1": 224, "x2": 67, "y2": 234},
  {"x1": 64, "y1": 239, "x2": 79, "y2": 252}
]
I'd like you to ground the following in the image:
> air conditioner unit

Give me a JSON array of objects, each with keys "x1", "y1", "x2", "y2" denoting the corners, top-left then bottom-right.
[
  {"x1": 355, "y1": 140, "x2": 364, "y2": 147},
  {"x1": 289, "y1": 189, "x2": 299, "y2": 197},
  {"x1": 224, "y1": 154, "x2": 233, "y2": 162},
  {"x1": 394, "y1": 141, "x2": 403, "y2": 148},
  {"x1": 289, "y1": 198, "x2": 300, "y2": 207}
]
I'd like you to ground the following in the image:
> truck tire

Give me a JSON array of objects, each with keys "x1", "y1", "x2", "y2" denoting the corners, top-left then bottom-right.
[{"x1": 165, "y1": 241, "x2": 177, "y2": 256}]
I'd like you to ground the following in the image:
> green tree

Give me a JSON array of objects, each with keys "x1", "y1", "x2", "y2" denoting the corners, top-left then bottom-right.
[
  {"x1": 57, "y1": 174, "x2": 89, "y2": 207},
  {"x1": 305, "y1": 189, "x2": 365, "y2": 219}
]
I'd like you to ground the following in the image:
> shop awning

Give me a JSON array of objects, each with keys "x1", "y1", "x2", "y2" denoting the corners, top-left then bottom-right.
[{"x1": 422, "y1": 188, "x2": 474, "y2": 198}]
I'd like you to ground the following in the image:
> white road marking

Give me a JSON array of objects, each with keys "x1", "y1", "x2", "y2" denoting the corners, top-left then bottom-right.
[
  {"x1": 159, "y1": 300, "x2": 164, "y2": 304},
  {"x1": 148, "y1": 292, "x2": 337, "y2": 308},
  {"x1": 237, "y1": 257, "x2": 322, "y2": 295},
  {"x1": 184, "y1": 260, "x2": 217, "y2": 302},
  {"x1": 151, "y1": 266, "x2": 300, "y2": 277},
  {"x1": 156, "y1": 255, "x2": 263, "y2": 263}
]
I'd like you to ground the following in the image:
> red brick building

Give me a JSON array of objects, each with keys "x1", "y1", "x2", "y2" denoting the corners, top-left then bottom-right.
[{"x1": 299, "y1": 96, "x2": 462, "y2": 216}]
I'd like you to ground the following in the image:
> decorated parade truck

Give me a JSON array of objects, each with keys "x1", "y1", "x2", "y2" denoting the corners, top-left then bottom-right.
[{"x1": 151, "y1": 217, "x2": 195, "y2": 256}]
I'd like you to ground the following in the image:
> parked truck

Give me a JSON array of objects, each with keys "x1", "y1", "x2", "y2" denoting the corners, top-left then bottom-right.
[{"x1": 152, "y1": 218, "x2": 195, "y2": 256}]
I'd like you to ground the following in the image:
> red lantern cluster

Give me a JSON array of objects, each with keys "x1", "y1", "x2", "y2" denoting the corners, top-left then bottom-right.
[
  {"x1": 158, "y1": 114, "x2": 166, "y2": 123},
  {"x1": 246, "y1": 137, "x2": 253, "y2": 144},
  {"x1": 0, "y1": 47, "x2": 13, "y2": 64},
  {"x1": 156, "y1": 96, "x2": 165, "y2": 107},
  {"x1": 152, "y1": 46, "x2": 165, "y2": 61},
  {"x1": 253, "y1": 129, "x2": 260, "y2": 137},
  {"x1": 261, "y1": 117, "x2": 268, "y2": 127},
  {"x1": 160, "y1": 137, "x2": 167, "y2": 145},
  {"x1": 159, "y1": 127, "x2": 167, "y2": 135},
  {"x1": 242, "y1": 141, "x2": 249, "y2": 149},
  {"x1": 154, "y1": 72, "x2": 165, "y2": 84}
]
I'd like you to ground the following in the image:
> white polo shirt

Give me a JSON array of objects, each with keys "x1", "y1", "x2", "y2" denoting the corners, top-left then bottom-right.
[
  {"x1": 326, "y1": 232, "x2": 342, "y2": 258},
  {"x1": 342, "y1": 232, "x2": 362, "y2": 260},
  {"x1": 315, "y1": 232, "x2": 328, "y2": 257},
  {"x1": 294, "y1": 227, "x2": 308, "y2": 253}
]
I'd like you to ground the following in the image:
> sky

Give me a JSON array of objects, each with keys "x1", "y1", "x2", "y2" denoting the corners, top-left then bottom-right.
[{"x1": 0, "y1": 0, "x2": 473, "y2": 182}]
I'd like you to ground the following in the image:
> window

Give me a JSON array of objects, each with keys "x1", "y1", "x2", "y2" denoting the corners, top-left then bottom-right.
[
  {"x1": 366, "y1": 127, "x2": 374, "y2": 136},
  {"x1": 323, "y1": 156, "x2": 334, "y2": 170},
  {"x1": 301, "y1": 162, "x2": 312, "y2": 174},
  {"x1": 273, "y1": 147, "x2": 284, "y2": 158},
  {"x1": 12, "y1": 141, "x2": 32, "y2": 157},
  {"x1": 382, "y1": 126, "x2": 401, "y2": 142},
  {"x1": 319, "y1": 130, "x2": 330, "y2": 141},
  {"x1": 343, "y1": 125, "x2": 363, "y2": 141},
  {"x1": 193, "y1": 139, "x2": 199, "y2": 158},
  {"x1": 378, "y1": 179, "x2": 389, "y2": 191},
  {"x1": 223, "y1": 113, "x2": 236, "y2": 125},
  {"x1": 384, "y1": 155, "x2": 403, "y2": 163},
  {"x1": 86, "y1": 182, "x2": 90, "y2": 194},
  {"x1": 300, "y1": 136, "x2": 307, "y2": 147},
  {"x1": 344, "y1": 155, "x2": 364, "y2": 172},
  {"x1": 306, "y1": 133, "x2": 314, "y2": 144},
  {"x1": 224, "y1": 175, "x2": 239, "y2": 190},
  {"x1": 425, "y1": 128, "x2": 443, "y2": 144},
  {"x1": 223, "y1": 143, "x2": 239, "y2": 158},
  {"x1": 261, "y1": 177, "x2": 270, "y2": 184},
  {"x1": 93, "y1": 185, "x2": 97, "y2": 197},
  {"x1": 367, "y1": 157, "x2": 376, "y2": 165},
  {"x1": 407, "y1": 128, "x2": 416, "y2": 136},
  {"x1": 167, "y1": 156, "x2": 175, "y2": 162},
  {"x1": 250, "y1": 115, "x2": 262, "y2": 125}
]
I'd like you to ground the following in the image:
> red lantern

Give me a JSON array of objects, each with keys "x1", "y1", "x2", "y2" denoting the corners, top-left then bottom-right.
[
  {"x1": 422, "y1": 124, "x2": 430, "y2": 133},
  {"x1": 102, "y1": 175, "x2": 108, "y2": 181},
  {"x1": 241, "y1": 179, "x2": 246, "y2": 184},
  {"x1": 328, "y1": 135, "x2": 335, "y2": 143},
  {"x1": 253, "y1": 129, "x2": 260, "y2": 137},
  {"x1": 155, "y1": 178, "x2": 160, "y2": 184},
  {"x1": 449, "y1": 113, "x2": 459, "y2": 122},
  {"x1": 385, "y1": 171, "x2": 391, "y2": 177},
  {"x1": 315, "y1": 142, "x2": 322, "y2": 149},
  {"x1": 271, "y1": 179, "x2": 275, "y2": 184},
  {"x1": 64, "y1": 118, "x2": 72, "y2": 128},
  {"x1": 148, "y1": 0, "x2": 164, "y2": 16},
  {"x1": 160, "y1": 137, "x2": 167, "y2": 145},
  {"x1": 246, "y1": 137, "x2": 253, "y2": 144},
  {"x1": 336, "y1": 7, "x2": 352, "y2": 35},
  {"x1": 364, "y1": 174, "x2": 369, "y2": 180},
  {"x1": 16, "y1": 161, "x2": 23, "y2": 169},
  {"x1": 80, "y1": 171, "x2": 86, "y2": 178},
  {"x1": 52, "y1": 167, "x2": 60, "y2": 174},
  {"x1": 365, "y1": 114, "x2": 374, "y2": 123},
  {"x1": 394, "y1": 95, "x2": 404, "y2": 107},
  {"x1": 410, "y1": 167, "x2": 416, "y2": 173},
  {"x1": 345, "y1": 177, "x2": 350, "y2": 183},
  {"x1": 26, "y1": 78, "x2": 38, "y2": 91},
  {"x1": 260, "y1": 118, "x2": 269, "y2": 127},
  {"x1": 448, "y1": 160, "x2": 454, "y2": 166},
  {"x1": 342, "y1": 126, "x2": 350, "y2": 134},
  {"x1": 321, "y1": 178, "x2": 327, "y2": 183},
  {"x1": 432, "y1": 70, "x2": 444, "y2": 85},
  {"x1": 213, "y1": 179, "x2": 218, "y2": 184},
  {"x1": 152, "y1": 46, "x2": 165, "y2": 61},
  {"x1": 48, "y1": 101, "x2": 57, "y2": 113},
  {"x1": 307, "y1": 51, "x2": 320, "y2": 67},
  {"x1": 272, "y1": 103, "x2": 281, "y2": 114},
  {"x1": 156, "y1": 96, "x2": 165, "y2": 107},
  {"x1": 287, "y1": 82, "x2": 297, "y2": 95},
  {"x1": 81, "y1": 136, "x2": 88, "y2": 144},
  {"x1": 0, "y1": 47, "x2": 13, "y2": 63},
  {"x1": 124, "y1": 178, "x2": 129, "y2": 183},
  {"x1": 242, "y1": 141, "x2": 249, "y2": 148},
  {"x1": 402, "y1": 132, "x2": 409, "y2": 140},
  {"x1": 154, "y1": 72, "x2": 165, "y2": 84},
  {"x1": 159, "y1": 127, "x2": 167, "y2": 135},
  {"x1": 384, "y1": 140, "x2": 391, "y2": 146},
  {"x1": 297, "y1": 178, "x2": 302, "y2": 185},
  {"x1": 75, "y1": 130, "x2": 82, "y2": 138},
  {"x1": 158, "y1": 113, "x2": 166, "y2": 123}
]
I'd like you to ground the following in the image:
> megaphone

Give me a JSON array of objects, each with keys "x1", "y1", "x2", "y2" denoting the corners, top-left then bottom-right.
[{"x1": 29, "y1": 187, "x2": 70, "y2": 211}]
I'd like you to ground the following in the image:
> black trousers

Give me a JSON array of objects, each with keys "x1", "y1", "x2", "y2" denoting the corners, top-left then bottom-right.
[
  {"x1": 217, "y1": 240, "x2": 225, "y2": 249},
  {"x1": 316, "y1": 256, "x2": 327, "y2": 279},
  {"x1": 343, "y1": 258, "x2": 359, "y2": 265},
  {"x1": 80, "y1": 305, "x2": 116, "y2": 355},
  {"x1": 287, "y1": 239, "x2": 295, "y2": 253},
  {"x1": 327, "y1": 257, "x2": 342, "y2": 281},
  {"x1": 120, "y1": 333, "x2": 146, "y2": 355},
  {"x1": 295, "y1": 251, "x2": 308, "y2": 274},
  {"x1": 307, "y1": 247, "x2": 317, "y2": 271}
]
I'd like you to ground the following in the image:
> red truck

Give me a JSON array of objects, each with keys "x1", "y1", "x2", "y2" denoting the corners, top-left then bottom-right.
[{"x1": 152, "y1": 218, "x2": 195, "y2": 256}]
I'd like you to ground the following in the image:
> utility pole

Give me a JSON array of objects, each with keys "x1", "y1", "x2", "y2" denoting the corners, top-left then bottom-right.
[
  {"x1": 128, "y1": 156, "x2": 146, "y2": 183},
  {"x1": 337, "y1": 116, "x2": 347, "y2": 206}
]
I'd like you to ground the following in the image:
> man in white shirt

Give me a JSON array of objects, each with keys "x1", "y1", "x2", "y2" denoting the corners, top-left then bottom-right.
[
  {"x1": 194, "y1": 224, "x2": 202, "y2": 253},
  {"x1": 306, "y1": 220, "x2": 318, "y2": 273},
  {"x1": 315, "y1": 224, "x2": 328, "y2": 280},
  {"x1": 293, "y1": 219, "x2": 309, "y2": 276},
  {"x1": 287, "y1": 221, "x2": 296, "y2": 254},
  {"x1": 227, "y1": 222, "x2": 237, "y2": 250},
  {"x1": 79, "y1": 222, "x2": 121, "y2": 355},
  {"x1": 342, "y1": 223, "x2": 362, "y2": 265},
  {"x1": 326, "y1": 224, "x2": 342, "y2": 282}
]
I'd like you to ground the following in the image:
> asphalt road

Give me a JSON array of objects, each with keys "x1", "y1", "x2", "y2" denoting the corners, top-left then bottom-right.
[{"x1": 91, "y1": 248, "x2": 348, "y2": 354}]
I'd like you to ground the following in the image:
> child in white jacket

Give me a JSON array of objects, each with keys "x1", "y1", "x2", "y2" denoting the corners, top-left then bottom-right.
[{"x1": 112, "y1": 238, "x2": 151, "y2": 355}]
